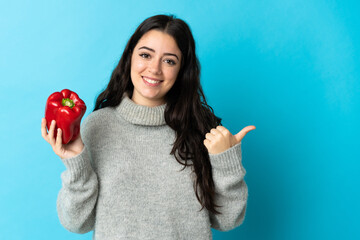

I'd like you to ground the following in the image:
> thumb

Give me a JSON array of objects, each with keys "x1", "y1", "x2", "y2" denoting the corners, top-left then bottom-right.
[{"x1": 234, "y1": 125, "x2": 256, "y2": 143}]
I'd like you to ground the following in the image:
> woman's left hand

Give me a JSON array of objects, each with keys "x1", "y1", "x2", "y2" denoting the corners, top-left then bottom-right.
[{"x1": 204, "y1": 125, "x2": 256, "y2": 154}]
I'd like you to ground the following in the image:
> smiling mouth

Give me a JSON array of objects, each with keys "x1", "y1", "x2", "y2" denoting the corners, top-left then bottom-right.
[{"x1": 142, "y1": 76, "x2": 163, "y2": 85}]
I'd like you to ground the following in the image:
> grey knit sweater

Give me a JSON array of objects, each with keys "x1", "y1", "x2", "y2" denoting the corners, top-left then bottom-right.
[{"x1": 57, "y1": 94, "x2": 248, "y2": 240}]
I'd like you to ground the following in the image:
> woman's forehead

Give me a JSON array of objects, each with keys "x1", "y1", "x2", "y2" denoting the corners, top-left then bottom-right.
[{"x1": 135, "y1": 30, "x2": 181, "y2": 55}]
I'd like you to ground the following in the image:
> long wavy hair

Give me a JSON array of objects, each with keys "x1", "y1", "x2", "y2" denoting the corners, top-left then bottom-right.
[{"x1": 94, "y1": 14, "x2": 223, "y2": 215}]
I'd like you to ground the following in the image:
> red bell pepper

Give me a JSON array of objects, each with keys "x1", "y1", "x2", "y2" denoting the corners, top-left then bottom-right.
[{"x1": 45, "y1": 89, "x2": 87, "y2": 144}]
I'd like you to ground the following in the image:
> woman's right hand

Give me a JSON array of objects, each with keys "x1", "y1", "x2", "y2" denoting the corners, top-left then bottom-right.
[{"x1": 41, "y1": 118, "x2": 84, "y2": 160}]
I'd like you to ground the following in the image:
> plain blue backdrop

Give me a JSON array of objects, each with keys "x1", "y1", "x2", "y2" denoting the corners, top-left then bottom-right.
[{"x1": 1, "y1": 0, "x2": 359, "y2": 239}]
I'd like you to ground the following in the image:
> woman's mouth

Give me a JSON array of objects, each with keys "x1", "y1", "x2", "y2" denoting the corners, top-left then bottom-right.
[{"x1": 142, "y1": 76, "x2": 163, "y2": 87}]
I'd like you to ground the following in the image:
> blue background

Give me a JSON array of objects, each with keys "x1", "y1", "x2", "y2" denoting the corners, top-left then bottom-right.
[{"x1": 1, "y1": 0, "x2": 359, "y2": 239}]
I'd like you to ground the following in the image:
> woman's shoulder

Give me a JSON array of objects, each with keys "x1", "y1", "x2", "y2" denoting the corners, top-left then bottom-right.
[
  {"x1": 84, "y1": 106, "x2": 115, "y2": 122},
  {"x1": 80, "y1": 107, "x2": 117, "y2": 132},
  {"x1": 79, "y1": 106, "x2": 119, "y2": 145}
]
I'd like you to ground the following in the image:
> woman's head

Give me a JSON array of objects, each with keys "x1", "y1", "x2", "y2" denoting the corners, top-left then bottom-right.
[
  {"x1": 130, "y1": 29, "x2": 182, "y2": 106},
  {"x1": 94, "y1": 15, "x2": 200, "y2": 109}
]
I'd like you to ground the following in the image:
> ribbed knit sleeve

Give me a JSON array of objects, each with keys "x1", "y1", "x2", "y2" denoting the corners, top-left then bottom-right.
[
  {"x1": 57, "y1": 137, "x2": 99, "y2": 233},
  {"x1": 208, "y1": 142, "x2": 248, "y2": 231}
]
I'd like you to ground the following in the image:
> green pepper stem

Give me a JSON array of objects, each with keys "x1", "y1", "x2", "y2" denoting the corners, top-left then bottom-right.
[{"x1": 62, "y1": 98, "x2": 75, "y2": 108}]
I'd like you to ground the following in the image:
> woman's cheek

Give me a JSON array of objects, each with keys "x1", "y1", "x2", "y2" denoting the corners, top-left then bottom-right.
[{"x1": 133, "y1": 60, "x2": 147, "y2": 72}]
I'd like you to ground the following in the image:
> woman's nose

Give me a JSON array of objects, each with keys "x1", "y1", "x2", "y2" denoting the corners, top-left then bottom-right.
[{"x1": 148, "y1": 59, "x2": 162, "y2": 75}]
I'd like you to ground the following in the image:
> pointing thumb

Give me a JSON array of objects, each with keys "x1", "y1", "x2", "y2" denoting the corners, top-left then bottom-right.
[{"x1": 234, "y1": 125, "x2": 256, "y2": 143}]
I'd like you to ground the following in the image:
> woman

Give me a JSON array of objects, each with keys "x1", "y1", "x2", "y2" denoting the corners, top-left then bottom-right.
[{"x1": 41, "y1": 14, "x2": 255, "y2": 240}]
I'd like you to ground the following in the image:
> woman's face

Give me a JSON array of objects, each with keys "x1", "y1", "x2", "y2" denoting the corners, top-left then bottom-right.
[{"x1": 130, "y1": 29, "x2": 182, "y2": 107}]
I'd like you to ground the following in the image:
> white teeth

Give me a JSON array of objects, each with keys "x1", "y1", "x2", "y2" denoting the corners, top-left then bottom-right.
[{"x1": 143, "y1": 77, "x2": 161, "y2": 84}]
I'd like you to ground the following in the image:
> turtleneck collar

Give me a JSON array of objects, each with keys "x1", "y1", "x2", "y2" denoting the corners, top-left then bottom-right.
[{"x1": 115, "y1": 93, "x2": 167, "y2": 126}]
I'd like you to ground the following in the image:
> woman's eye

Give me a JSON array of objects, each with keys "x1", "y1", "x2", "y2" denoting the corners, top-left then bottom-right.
[
  {"x1": 140, "y1": 53, "x2": 150, "y2": 58},
  {"x1": 164, "y1": 59, "x2": 176, "y2": 65}
]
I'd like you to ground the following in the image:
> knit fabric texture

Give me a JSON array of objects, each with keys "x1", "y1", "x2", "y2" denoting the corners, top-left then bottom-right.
[{"x1": 57, "y1": 94, "x2": 248, "y2": 240}]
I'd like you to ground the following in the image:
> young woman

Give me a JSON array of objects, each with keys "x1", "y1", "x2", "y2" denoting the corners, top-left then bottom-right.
[{"x1": 41, "y1": 14, "x2": 255, "y2": 240}]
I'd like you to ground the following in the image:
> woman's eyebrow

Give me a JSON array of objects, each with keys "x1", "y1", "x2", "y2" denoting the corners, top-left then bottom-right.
[
  {"x1": 138, "y1": 46, "x2": 179, "y2": 60},
  {"x1": 139, "y1": 46, "x2": 155, "y2": 52}
]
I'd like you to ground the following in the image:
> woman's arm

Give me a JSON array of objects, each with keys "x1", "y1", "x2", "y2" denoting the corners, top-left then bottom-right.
[
  {"x1": 57, "y1": 146, "x2": 99, "y2": 233},
  {"x1": 208, "y1": 142, "x2": 248, "y2": 231},
  {"x1": 204, "y1": 125, "x2": 254, "y2": 231},
  {"x1": 41, "y1": 117, "x2": 99, "y2": 233}
]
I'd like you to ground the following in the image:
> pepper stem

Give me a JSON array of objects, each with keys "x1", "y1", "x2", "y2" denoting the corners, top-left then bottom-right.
[{"x1": 62, "y1": 98, "x2": 75, "y2": 108}]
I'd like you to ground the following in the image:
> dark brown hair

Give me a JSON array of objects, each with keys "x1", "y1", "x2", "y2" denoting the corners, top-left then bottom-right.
[{"x1": 94, "y1": 14, "x2": 223, "y2": 215}]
